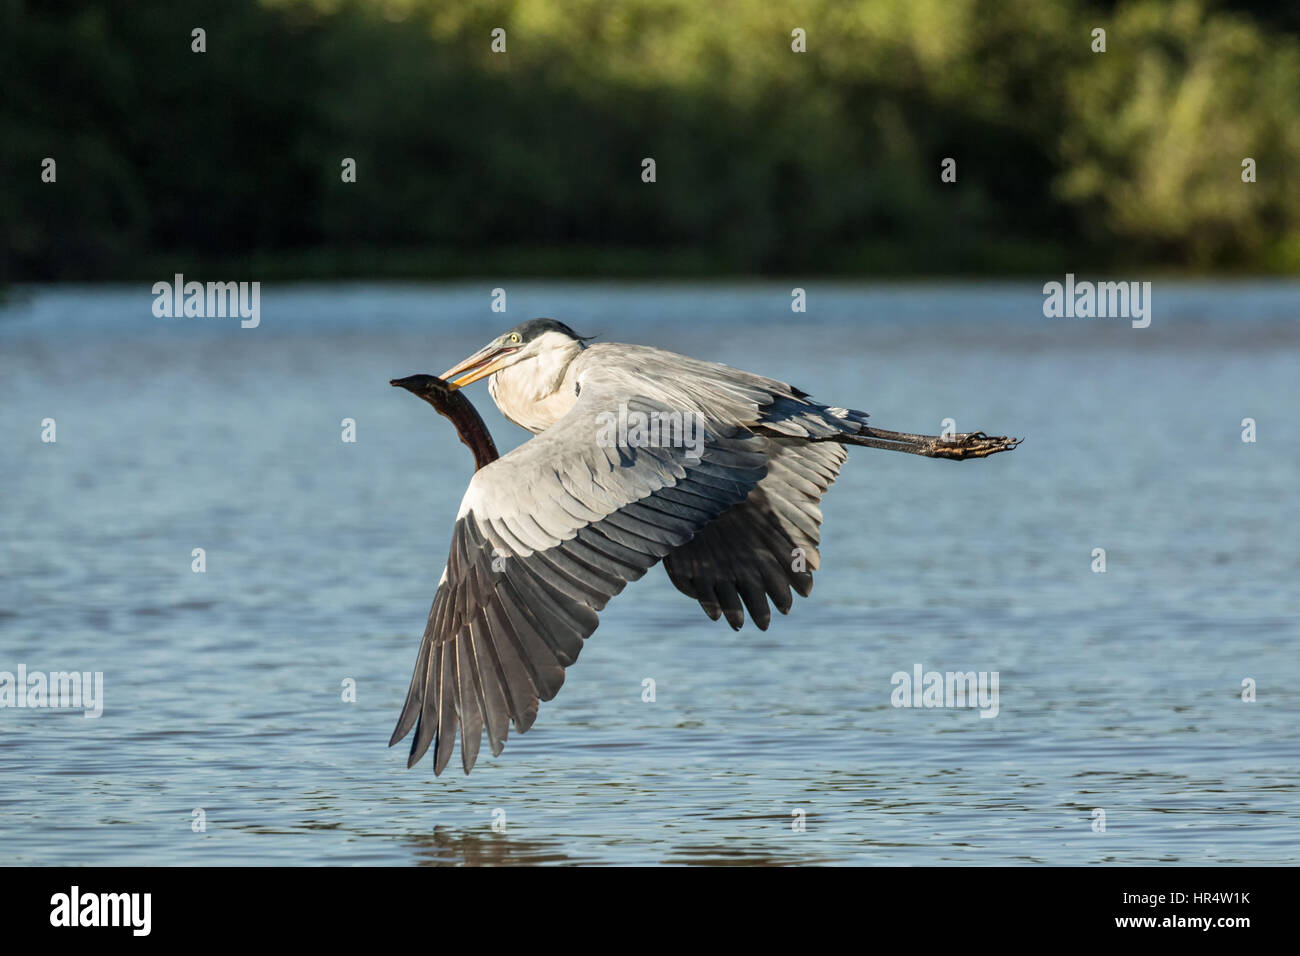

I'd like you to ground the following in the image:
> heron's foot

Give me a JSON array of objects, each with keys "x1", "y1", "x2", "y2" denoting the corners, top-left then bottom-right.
[{"x1": 933, "y1": 431, "x2": 1022, "y2": 460}]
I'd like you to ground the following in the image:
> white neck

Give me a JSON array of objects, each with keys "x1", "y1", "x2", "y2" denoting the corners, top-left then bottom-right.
[{"x1": 488, "y1": 332, "x2": 584, "y2": 433}]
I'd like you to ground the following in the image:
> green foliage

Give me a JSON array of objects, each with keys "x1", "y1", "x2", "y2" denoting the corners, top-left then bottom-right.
[{"x1": 2, "y1": 0, "x2": 1296, "y2": 279}]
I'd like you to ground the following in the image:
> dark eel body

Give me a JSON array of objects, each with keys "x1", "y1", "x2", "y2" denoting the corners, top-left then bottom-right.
[{"x1": 390, "y1": 374, "x2": 500, "y2": 471}]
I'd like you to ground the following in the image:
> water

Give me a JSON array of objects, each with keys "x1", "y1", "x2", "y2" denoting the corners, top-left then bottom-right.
[{"x1": 1, "y1": 281, "x2": 1297, "y2": 865}]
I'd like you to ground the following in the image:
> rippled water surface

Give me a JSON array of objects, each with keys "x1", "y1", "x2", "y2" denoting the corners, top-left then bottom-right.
[{"x1": 2, "y1": 281, "x2": 1297, "y2": 865}]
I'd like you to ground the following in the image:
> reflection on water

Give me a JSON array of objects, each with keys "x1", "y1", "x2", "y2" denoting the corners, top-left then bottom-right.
[
  {"x1": 407, "y1": 828, "x2": 573, "y2": 867},
  {"x1": 1, "y1": 281, "x2": 1298, "y2": 865}
]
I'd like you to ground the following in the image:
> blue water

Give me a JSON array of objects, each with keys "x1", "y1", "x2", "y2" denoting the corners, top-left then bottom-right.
[{"x1": 1, "y1": 281, "x2": 1297, "y2": 865}]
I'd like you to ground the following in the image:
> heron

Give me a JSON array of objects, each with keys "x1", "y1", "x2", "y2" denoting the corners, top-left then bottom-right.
[{"x1": 390, "y1": 318, "x2": 1019, "y2": 775}]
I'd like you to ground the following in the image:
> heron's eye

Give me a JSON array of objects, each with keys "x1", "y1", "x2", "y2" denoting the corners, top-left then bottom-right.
[{"x1": 508, "y1": 332, "x2": 521, "y2": 344}]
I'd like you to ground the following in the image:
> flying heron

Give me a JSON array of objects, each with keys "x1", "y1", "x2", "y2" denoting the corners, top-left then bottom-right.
[{"x1": 390, "y1": 318, "x2": 1019, "y2": 775}]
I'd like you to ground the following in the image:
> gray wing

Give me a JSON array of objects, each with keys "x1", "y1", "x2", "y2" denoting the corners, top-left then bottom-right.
[
  {"x1": 567, "y1": 344, "x2": 863, "y2": 631},
  {"x1": 390, "y1": 371, "x2": 770, "y2": 775},
  {"x1": 663, "y1": 438, "x2": 846, "y2": 629}
]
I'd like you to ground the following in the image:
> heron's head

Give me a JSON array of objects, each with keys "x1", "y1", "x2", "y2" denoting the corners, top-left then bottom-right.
[{"x1": 439, "y1": 318, "x2": 591, "y2": 391}]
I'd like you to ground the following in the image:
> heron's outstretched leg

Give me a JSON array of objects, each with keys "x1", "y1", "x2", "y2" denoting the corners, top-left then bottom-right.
[{"x1": 839, "y1": 426, "x2": 1021, "y2": 460}]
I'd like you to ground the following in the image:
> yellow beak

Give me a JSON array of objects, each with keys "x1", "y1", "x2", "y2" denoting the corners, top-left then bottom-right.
[{"x1": 439, "y1": 343, "x2": 519, "y2": 390}]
